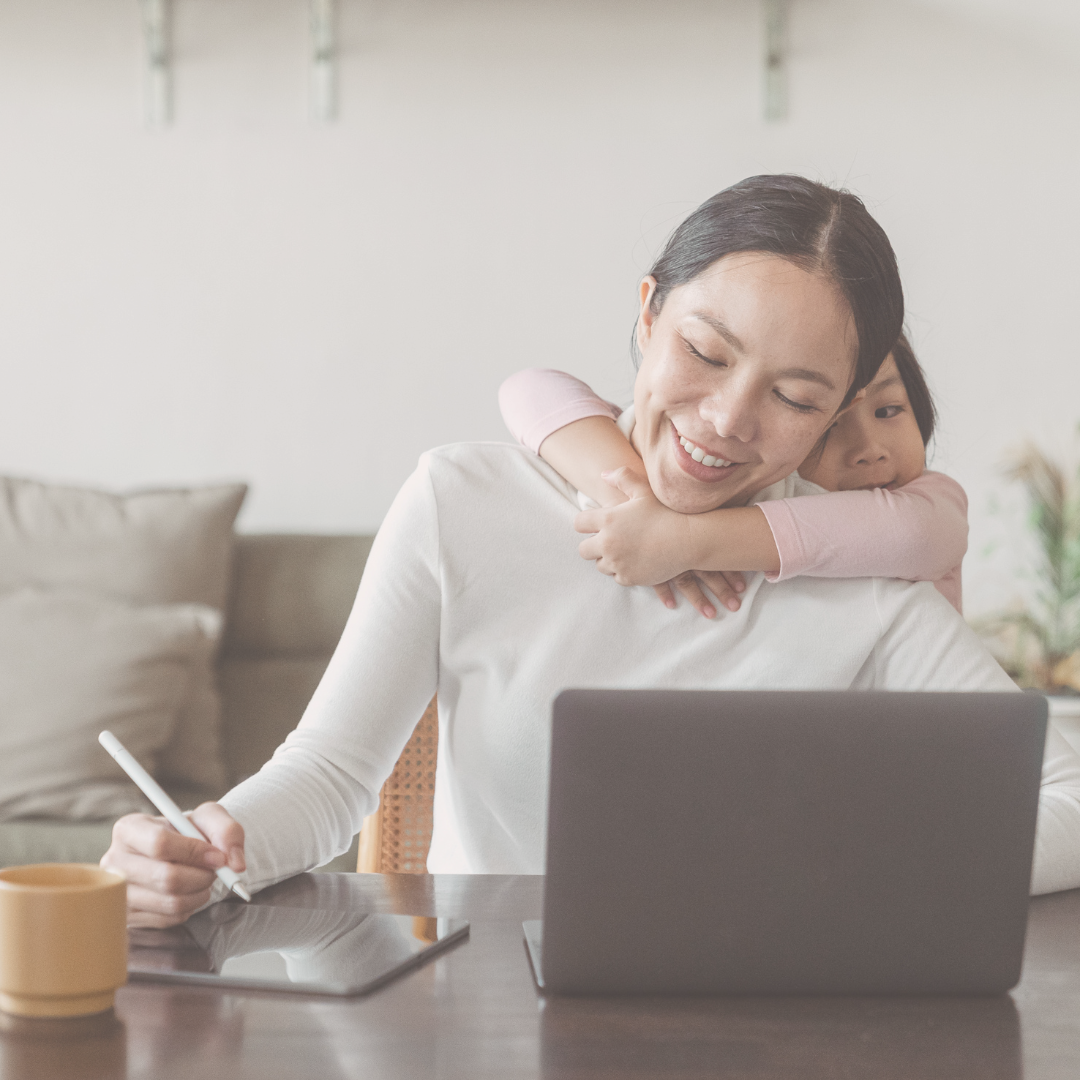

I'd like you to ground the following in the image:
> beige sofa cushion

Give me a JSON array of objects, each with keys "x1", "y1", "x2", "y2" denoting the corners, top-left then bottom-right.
[
  {"x1": 0, "y1": 475, "x2": 246, "y2": 791},
  {"x1": 0, "y1": 588, "x2": 220, "y2": 821},
  {"x1": 218, "y1": 535, "x2": 371, "y2": 785}
]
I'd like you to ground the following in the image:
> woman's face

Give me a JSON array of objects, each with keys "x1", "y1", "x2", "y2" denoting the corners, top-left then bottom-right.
[
  {"x1": 631, "y1": 253, "x2": 859, "y2": 514},
  {"x1": 798, "y1": 354, "x2": 926, "y2": 492}
]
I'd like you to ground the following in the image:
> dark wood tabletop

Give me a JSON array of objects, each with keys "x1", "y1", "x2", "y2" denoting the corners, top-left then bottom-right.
[{"x1": 2, "y1": 873, "x2": 1079, "y2": 1079}]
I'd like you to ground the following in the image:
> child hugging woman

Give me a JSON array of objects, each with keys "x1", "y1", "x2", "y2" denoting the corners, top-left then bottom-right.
[{"x1": 499, "y1": 332, "x2": 967, "y2": 615}]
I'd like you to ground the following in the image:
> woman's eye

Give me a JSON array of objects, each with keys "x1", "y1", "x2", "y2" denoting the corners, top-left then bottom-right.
[
  {"x1": 875, "y1": 405, "x2": 903, "y2": 419},
  {"x1": 773, "y1": 390, "x2": 818, "y2": 414},
  {"x1": 686, "y1": 341, "x2": 725, "y2": 367}
]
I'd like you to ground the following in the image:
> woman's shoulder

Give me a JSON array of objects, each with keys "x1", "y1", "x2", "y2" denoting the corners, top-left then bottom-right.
[{"x1": 417, "y1": 441, "x2": 579, "y2": 502}]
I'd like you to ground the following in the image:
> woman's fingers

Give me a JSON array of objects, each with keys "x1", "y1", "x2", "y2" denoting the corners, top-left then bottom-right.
[
  {"x1": 101, "y1": 805, "x2": 246, "y2": 926},
  {"x1": 106, "y1": 849, "x2": 218, "y2": 900},
  {"x1": 189, "y1": 802, "x2": 247, "y2": 872},
  {"x1": 123, "y1": 883, "x2": 214, "y2": 928},
  {"x1": 104, "y1": 813, "x2": 223, "y2": 869},
  {"x1": 670, "y1": 572, "x2": 718, "y2": 619}
]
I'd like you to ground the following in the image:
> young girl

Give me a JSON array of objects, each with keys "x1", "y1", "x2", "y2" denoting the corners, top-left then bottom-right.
[{"x1": 498, "y1": 333, "x2": 968, "y2": 615}]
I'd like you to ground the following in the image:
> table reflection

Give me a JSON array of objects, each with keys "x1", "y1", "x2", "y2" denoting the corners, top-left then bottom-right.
[
  {"x1": 0, "y1": 1010, "x2": 126, "y2": 1080},
  {"x1": 540, "y1": 993, "x2": 1021, "y2": 1080}
]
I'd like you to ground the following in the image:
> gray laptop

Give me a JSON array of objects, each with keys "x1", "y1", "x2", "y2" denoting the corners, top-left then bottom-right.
[{"x1": 524, "y1": 689, "x2": 1047, "y2": 996}]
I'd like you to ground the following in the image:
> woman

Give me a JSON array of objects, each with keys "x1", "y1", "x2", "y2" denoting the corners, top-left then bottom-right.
[{"x1": 104, "y1": 176, "x2": 1080, "y2": 926}]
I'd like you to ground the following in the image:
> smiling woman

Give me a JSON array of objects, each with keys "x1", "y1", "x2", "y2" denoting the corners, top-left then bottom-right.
[
  {"x1": 628, "y1": 175, "x2": 902, "y2": 514},
  {"x1": 633, "y1": 253, "x2": 862, "y2": 513},
  {"x1": 103, "y1": 175, "x2": 1080, "y2": 925}
]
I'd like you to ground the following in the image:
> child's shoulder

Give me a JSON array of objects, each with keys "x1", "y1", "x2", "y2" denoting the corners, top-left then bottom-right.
[
  {"x1": 750, "y1": 472, "x2": 826, "y2": 505},
  {"x1": 909, "y1": 470, "x2": 968, "y2": 501}
]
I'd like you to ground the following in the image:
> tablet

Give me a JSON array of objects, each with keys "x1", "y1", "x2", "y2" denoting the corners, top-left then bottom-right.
[{"x1": 128, "y1": 902, "x2": 469, "y2": 997}]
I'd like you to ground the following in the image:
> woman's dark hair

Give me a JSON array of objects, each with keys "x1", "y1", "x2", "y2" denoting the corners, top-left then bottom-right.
[
  {"x1": 636, "y1": 175, "x2": 904, "y2": 405},
  {"x1": 891, "y1": 331, "x2": 936, "y2": 446}
]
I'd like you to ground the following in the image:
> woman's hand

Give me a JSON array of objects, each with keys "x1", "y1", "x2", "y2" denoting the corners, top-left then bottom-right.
[{"x1": 100, "y1": 803, "x2": 246, "y2": 928}]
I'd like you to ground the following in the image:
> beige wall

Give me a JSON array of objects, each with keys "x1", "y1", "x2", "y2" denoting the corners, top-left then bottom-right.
[{"x1": 0, "y1": 0, "x2": 1077, "y2": 616}]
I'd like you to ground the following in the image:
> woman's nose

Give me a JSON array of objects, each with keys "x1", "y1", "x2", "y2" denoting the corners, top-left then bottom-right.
[{"x1": 699, "y1": 382, "x2": 758, "y2": 443}]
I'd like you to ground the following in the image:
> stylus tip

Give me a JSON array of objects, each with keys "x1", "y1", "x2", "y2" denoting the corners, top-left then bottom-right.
[{"x1": 231, "y1": 882, "x2": 251, "y2": 902}]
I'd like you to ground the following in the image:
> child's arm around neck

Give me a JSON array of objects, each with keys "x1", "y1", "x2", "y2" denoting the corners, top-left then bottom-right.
[{"x1": 498, "y1": 368, "x2": 968, "y2": 614}]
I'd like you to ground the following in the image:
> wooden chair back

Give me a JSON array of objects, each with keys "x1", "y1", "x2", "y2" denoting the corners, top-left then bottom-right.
[{"x1": 356, "y1": 697, "x2": 438, "y2": 873}]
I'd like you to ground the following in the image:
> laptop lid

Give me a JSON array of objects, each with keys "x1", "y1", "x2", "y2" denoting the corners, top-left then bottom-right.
[{"x1": 538, "y1": 690, "x2": 1046, "y2": 995}]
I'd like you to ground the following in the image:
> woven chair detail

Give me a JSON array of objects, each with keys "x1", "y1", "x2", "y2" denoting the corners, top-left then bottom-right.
[{"x1": 357, "y1": 696, "x2": 438, "y2": 873}]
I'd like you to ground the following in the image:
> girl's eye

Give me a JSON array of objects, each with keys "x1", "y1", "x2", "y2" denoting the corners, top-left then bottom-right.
[{"x1": 875, "y1": 405, "x2": 903, "y2": 419}]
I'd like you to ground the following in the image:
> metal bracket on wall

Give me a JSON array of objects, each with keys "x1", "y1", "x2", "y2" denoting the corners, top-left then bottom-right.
[
  {"x1": 763, "y1": 0, "x2": 789, "y2": 122},
  {"x1": 310, "y1": 0, "x2": 337, "y2": 122},
  {"x1": 141, "y1": 0, "x2": 171, "y2": 126}
]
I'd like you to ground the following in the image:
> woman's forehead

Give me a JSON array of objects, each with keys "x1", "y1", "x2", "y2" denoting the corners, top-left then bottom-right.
[{"x1": 672, "y1": 254, "x2": 856, "y2": 354}]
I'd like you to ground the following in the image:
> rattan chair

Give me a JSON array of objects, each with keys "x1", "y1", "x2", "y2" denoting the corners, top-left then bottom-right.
[{"x1": 356, "y1": 696, "x2": 438, "y2": 873}]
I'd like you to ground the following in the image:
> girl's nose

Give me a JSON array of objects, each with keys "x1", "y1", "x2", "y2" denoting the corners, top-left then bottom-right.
[
  {"x1": 847, "y1": 437, "x2": 889, "y2": 468},
  {"x1": 854, "y1": 446, "x2": 888, "y2": 465}
]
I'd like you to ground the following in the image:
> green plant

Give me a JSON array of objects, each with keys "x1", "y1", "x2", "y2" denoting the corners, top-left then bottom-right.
[{"x1": 976, "y1": 441, "x2": 1080, "y2": 691}]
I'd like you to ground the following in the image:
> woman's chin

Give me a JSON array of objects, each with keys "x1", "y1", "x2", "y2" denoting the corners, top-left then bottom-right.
[{"x1": 651, "y1": 472, "x2": 733, "y2": 514}]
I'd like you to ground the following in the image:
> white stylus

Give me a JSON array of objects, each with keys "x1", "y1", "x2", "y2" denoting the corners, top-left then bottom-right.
[{"x1": 98, "y1": 730, "x2": 251, "y2": 902}]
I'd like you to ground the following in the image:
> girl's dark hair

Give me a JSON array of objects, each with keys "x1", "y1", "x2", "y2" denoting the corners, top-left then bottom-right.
[
  {"x1": 891, "y1": 331, "x2": 936, "y2": 446},
  {"x1": 636, "y1": 175, "x2": 904, "y2": 405}
]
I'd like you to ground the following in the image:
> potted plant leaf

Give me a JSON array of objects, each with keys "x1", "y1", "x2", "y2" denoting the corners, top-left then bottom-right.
[{"x1": 975, "y1": 440, "x2": 1080, "y2": 749}]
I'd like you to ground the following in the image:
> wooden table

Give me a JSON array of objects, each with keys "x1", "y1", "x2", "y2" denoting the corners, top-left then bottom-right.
[{"x1": 2, "y1": 873, "x2": 1080, "y2": 1079}]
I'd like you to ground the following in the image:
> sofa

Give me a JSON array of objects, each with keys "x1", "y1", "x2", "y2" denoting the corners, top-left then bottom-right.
[{"x1": 0, "y1": 533, "x2": 373, "y2": 874}]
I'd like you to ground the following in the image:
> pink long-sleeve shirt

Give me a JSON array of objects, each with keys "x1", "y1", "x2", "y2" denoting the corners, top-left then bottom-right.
[{"x1": 497, "y1": 368, "x2": 967, "y2": 612}]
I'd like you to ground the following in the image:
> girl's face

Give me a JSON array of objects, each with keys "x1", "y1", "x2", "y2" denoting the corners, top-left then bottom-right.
[
  {"x1": 631, "y1": 253, "x2": 859, "y2": 514},
  {"x1": 798, "y1": 355, "x2": 925, "y2": 492}
]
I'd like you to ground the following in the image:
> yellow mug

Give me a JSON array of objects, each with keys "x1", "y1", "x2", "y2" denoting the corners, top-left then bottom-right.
[{"x1": 0, "y1": 864, "x2": 127, "y2": 1018}]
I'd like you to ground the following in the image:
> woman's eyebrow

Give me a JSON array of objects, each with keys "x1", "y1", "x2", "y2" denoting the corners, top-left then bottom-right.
[
  {"x1": 777, "y1": 367, "x2": 836, "y2": 391},
  {"x1": 691, "y1": 313, "x2": 744, "y2": 351}
]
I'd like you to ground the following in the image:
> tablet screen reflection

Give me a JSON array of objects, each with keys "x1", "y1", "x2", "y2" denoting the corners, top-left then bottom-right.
[{"x1": 128, "y1": 906, "x2": 467, "y2": 995}]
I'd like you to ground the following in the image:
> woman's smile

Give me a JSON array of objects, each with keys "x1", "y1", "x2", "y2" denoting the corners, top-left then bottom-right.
[{"x1": 671, "y1": 424, "x2": 744, "y2": 482}]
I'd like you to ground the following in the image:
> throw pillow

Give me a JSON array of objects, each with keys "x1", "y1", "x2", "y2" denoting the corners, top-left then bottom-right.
[
  {"x1": 0, "y1": 475, "x2": 246, "y2": 791},
  {"x1": 0, "y1": 588, "x2": 221, "y2": 821}
]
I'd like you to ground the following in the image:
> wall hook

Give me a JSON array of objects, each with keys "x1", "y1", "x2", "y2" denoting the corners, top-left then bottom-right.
[
  {"x1": 310, "y1": 0, "x2": 337, "y2": 122},
  {"x1": 763, "y1": 0, "x2": 789, "y2": 122},
  {"x1": 141, "y1": 0, "x2": 171, "y2": 126}
]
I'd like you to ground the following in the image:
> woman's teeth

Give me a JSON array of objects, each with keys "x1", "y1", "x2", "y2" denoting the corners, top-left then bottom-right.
[{"x1": 679, "y1": 436, "x2": 732, "y2": 469}]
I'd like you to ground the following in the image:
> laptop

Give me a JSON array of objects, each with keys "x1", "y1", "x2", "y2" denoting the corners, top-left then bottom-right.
[{"x1": 524, "y1": 689, "x2": 1047, "y2": 995}]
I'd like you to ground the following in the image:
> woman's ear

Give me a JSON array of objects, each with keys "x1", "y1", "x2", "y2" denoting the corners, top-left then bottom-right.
[{"x1": 637, "y1": 276, "x2": 659, "y2": 351}]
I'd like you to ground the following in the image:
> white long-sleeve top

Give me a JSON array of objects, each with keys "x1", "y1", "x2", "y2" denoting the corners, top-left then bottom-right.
[{"x1": 217, "y1": 440, "x2": 1080, "y2": 900}]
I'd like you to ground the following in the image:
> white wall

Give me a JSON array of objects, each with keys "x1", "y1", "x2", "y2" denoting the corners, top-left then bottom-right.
[{"x1": 0, "y1": 0, "x2": 1077, "y2": 617}]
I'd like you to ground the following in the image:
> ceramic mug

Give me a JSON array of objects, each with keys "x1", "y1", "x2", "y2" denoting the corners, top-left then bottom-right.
[{"x1": 0, "y1": 863, "x2": 127, "y2": 1017}]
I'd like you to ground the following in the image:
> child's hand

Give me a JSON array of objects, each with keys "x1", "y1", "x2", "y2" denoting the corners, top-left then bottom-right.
[
  {"x1": 575, "y1": 467, "x2": 699, "y2": 586},
  {"x1": 654, "y1": 570, "x2": 747, "y2": 618}
]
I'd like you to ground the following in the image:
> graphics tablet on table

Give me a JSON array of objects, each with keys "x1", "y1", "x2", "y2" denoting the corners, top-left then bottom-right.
[{"x1": 128, "y1": 902, "x2": 469, "y2": 997}]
